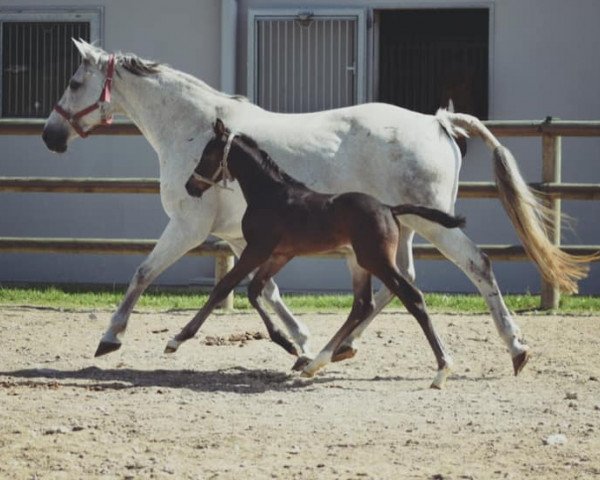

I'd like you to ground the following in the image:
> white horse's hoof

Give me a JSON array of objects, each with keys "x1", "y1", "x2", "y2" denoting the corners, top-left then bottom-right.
[
  {"x1": 95, "y1": 331, "x2": 122, "y2": 357},
  {"x1": 95, "y1": 340, "x2": 121, "y2": 357},
  {"x1": 512, "y1": 348, "x2": 531, "y2": 376},
  {"x1": 164, "y1": 338, "x2": 181, "y2": 354}
]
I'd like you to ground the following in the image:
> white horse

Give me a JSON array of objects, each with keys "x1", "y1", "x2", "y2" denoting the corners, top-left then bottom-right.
[{"x1": 42, "y1": 40, "x2": 593, "y2": 384}]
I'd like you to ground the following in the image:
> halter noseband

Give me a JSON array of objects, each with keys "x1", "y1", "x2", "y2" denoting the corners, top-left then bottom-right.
[
  {"x1": 53, "y1": 54, "x2": 116, "y2": 138},
  {"x1": 192, "y1": 132, "x2": 236, "y2": 191}
]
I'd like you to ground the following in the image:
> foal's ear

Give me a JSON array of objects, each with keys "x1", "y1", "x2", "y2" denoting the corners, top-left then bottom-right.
[{"x1": 214, "y1": 118, "x2": 229, "y2": 138}]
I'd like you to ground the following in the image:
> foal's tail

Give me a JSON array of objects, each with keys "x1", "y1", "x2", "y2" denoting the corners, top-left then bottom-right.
[
  {"x1": 390, "y1": 204, "x2": 465, "y2": 229},
  {"x1": 438, "y1": 109, "x2": 600, "y2": 294}
]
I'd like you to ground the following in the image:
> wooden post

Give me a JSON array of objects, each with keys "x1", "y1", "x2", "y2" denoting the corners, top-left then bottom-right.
[
  {"x1": 540, "y1": 122, "x2": 562, "y2": 309},
  {"x1": 215, "y1": 253, "x2": 235, "y2": 310}
]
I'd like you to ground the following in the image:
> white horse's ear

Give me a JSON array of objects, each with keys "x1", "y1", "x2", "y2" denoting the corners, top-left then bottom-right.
[
  {"x1": 447, "y1": 98, "x2": 455, "y2": 113},
  {"x1": 72, "y1": 38, "x2": 104, "y2": 64}
]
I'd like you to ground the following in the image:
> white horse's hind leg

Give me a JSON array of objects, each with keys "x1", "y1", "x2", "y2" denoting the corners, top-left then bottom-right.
[
  {"x1": 333, "y1": 228, "x2": 415, "y2": 361},
  {"x1": 95, "y1": 216, "x2": 212, "y2": 356},
  {"x1": 415, "y1": 222, "x2": 530, "y2": 375}
]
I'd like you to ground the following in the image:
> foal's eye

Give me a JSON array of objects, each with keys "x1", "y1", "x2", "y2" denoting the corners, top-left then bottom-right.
[{"x1": 69, "y1": 79, "x2": 83, "y2": 91}]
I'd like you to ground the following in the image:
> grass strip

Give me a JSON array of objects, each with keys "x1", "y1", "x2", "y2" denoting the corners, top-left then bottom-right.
[{"x1": 0, "y1": 285, "x2": 599, "y2": 314}]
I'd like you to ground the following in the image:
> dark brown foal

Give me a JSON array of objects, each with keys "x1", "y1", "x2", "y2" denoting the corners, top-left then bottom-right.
[{"x1": 166, "y1": 119, "x2": 465, "y2": 388}]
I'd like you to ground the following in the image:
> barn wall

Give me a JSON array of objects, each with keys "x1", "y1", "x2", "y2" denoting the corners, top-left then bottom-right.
[
  {"x1": 0, "y1": 0, "x2": 221, "y2": 287},
  {"x1": 0, "y1": 0, "x2": 598, "y2": 294},
  {"x1": 238, "y1": 0, "x2": 600, "y2": 294}
]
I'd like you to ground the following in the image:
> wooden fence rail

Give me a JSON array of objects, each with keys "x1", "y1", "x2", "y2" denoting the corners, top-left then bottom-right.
[
  {"x1": 1, "y1": 236, "x2": 598, "y2": 260},
  {"x1": 1, "y1": 118, "x2": 599, "y2": 309},
  {"x1": 3, "y1": 118, "x2": 600, "y2": 137},
  {"x1": 2, "y1": 177, "x2": 600, "y2": 200}
]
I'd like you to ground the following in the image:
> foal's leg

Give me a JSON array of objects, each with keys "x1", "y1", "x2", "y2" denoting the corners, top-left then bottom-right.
[
  {"x1": 301, "y1": 261, "x2": 374, "y2": 377},
  {"x1": 95, "y1": 216, "x2": 212, "y2": 357},
  {"x1": 409, "y1": 220, "x2": 530, "y2": 375},
  {"x1": 227, "y1": 238, "x2": 312, "y2": 355},
  {"x1": 375, "y1": 263, "x2": 453, "y2": 389},
  {"x1": 333, "y1": 228, "x2": 416, "y2": 361},
  {"x1": 164, "y1": 246, "x2": 269, "y2": 353},
  {"x1": 247, "y1": 255, "x2": 299, "y2": 356}
]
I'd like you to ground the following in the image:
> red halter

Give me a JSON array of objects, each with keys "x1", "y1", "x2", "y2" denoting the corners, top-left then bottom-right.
[{"x1": 53, "y1": 54, "x2": 116, "y2": 138}]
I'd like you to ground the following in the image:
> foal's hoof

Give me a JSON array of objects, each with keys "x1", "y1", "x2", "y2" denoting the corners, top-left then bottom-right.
[
  {"x1": 430, "y1": 378, "x2": 446, "y2": 390},
  {"x1": 331, "y1": 345, "x2": 357, "y2": 363},
  {"x1": 291, "y1": 356, "x2": 312, "y2": 372},
  {"x1": 301, "y1": 352, "x2": 330, "y2": 378},
  {"x1": 94, "y1": 341, "x2": 121, "y2": 357},
  {"x1": 300, "y1": 369, "x2": 316, "y2": 379},
  {"x1": 430, "y1": 365, "x2": 452, "y2": 390},
  {"x1": 512, "y1": 349, "x2": 531, "y2": 376},
  {"x1": 164, "y1": 339, "x2": 181, "y2": 354}
]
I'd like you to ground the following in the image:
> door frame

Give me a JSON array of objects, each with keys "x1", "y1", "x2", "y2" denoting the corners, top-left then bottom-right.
[
  {"x1": 369, "y1": 2, "x2": 495, "y2": 115},
  {"x1": 247, "y1": 8, "x2": 367, "y2": 108}
]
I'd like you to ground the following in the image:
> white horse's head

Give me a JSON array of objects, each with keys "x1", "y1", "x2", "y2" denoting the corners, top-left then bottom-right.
[{"x1": 42, "y1": 39, "x2": 114, "y2": 153}]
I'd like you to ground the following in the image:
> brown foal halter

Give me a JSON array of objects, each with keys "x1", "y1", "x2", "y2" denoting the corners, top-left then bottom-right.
[{"x1": 191, "y1": 132, "x2": 236, "y2": 191}]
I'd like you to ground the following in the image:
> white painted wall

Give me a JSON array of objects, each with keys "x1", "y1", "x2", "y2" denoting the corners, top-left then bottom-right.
[
  {"x1": 0, "y1": 0, "x2": 598, "y2": 295},
  {"x1": 0, "y1": 0, "x2": 222, "y2": 287}
]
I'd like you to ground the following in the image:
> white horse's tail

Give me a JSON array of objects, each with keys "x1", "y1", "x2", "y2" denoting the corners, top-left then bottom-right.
[{"x1": 437, "y1": 109, "x2": 599, "y2": 294}]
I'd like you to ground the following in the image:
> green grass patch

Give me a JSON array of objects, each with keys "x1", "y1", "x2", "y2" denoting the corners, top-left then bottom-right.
[{"x1": 0, "y1": 284, "x2": 599, "y2": 314}]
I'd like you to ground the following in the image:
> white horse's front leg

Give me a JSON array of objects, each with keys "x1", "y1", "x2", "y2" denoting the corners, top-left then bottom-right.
[
  {"x1": 261, "y1": 279, "x2": 312, "y2": 356},
  {"x1": 95, "y1": 216, "x2": 212, "y2": 356}
]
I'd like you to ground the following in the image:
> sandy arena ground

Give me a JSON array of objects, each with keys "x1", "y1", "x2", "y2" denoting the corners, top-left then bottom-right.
[{"x1": 0, "y1": 306, "x2": 599, "y2": 479}]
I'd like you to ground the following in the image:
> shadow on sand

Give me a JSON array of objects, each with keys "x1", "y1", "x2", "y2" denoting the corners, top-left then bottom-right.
[
  {"x1": 0, "y1": 366, "x2": 501, "y2": 395},
  {"x1": 0, "y1": 365, "x2": 343, "y2": 394}
]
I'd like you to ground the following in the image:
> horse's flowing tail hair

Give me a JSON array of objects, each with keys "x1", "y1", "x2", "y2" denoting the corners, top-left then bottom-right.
[{"x1": 438, "y1": 110, "x2": 599, "y2": 294}]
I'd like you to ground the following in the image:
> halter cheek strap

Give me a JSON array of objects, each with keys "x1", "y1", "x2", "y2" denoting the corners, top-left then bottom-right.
[
  {"x1": 192, "y1": 132, "x2": 236, "y2": 191},
  {"x1": 53, "y1": 54, "x2": 116, "y2": 138}
]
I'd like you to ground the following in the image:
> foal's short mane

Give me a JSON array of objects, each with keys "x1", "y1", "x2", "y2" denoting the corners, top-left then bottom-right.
[{"x1": 237, "y1": 134, "x2": 306, "y2": 188}]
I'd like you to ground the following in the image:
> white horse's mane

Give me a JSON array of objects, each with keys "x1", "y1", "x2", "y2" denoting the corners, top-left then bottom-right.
[
  {"x1": 77, "y1": 37, "x2": 247, "y2": 105},
  {"x1": 113, "y1": 51, "x2": 248, "y2": 103}
]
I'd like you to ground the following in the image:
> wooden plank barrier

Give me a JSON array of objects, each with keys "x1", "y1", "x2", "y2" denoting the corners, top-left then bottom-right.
[
  {"x1": 0, "y1": 237, "x2": 597, "y2": 260},
  {"x1": 1, "y1": 178, "x2": 600, "y2": 199}
]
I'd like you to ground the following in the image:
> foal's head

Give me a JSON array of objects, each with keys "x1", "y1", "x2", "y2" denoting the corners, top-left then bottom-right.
[
  {"x1": 186, "y1": 119, "x2": 233, "y2": 197},
  {"x1": 186, "y1": 118, "x2": 306, "y2": 198}
]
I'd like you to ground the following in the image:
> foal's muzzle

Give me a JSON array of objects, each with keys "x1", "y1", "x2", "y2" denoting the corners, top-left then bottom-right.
[
  {"x1": 42, "y1": 124, "x2": 69, "y2": 153},
  {"x1": 185, "y1": 179, "x2": 205, "y2": 198}
]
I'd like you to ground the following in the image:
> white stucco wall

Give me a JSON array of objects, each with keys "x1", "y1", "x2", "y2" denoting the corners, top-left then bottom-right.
[
  {"x1": 0, "y1": 0, "x2": 598, "y2": 295},
  {"x1": 238, "y1": 0, "x2": 600, "y2": 295},
  {"x1": 0, "y1": 0, "x2": 222, "y2": 287}
]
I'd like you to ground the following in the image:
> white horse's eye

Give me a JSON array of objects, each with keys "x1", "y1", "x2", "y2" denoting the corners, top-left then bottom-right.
[{"x1": 69, "y1": 79, "x2": 83, "y2": 91}]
